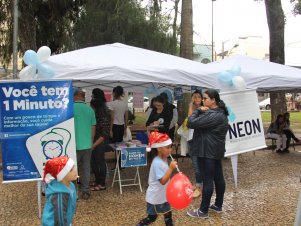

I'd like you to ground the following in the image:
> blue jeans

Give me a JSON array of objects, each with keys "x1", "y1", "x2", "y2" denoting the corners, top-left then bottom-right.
[
  {"x1": 191, "y1": 155, "x2": 203, "y2": 187},
  {"x1": 199, "y1": 157, "x2": 225, "y2": 213},
  {"x1": 76, "y1": 149, "x2": 92, "y2": 193}
]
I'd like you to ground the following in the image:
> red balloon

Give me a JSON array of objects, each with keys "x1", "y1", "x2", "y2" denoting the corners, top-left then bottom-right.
[{"x1": 166, "y1": 172, "x2": 193, "y2": 210}]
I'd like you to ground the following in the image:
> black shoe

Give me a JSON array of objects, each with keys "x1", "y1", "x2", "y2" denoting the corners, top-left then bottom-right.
[
  {"x1": 276, "y1": 149, "x2": 282, "y2": 153},
  {"x1": 283, "y1": 148, "x2": 289, "y2": 153},
  {"x1": 209, "y1": 204, "x2": 223, "y2": 213}
]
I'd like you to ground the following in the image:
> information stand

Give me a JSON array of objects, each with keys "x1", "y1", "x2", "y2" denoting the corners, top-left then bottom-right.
[{"x1": 111, "y1": 146, "x2": 147, "y2": 194}]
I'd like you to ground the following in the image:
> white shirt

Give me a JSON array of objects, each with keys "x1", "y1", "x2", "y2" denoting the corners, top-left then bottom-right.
[
  {"x1": 108, "y1": 99, "x2": 128, "y2": 125},
  {"x1": 169, "y1": 107, "x2": 178, "y2": 129},
  {"x1": 146, "y1": 156, "x2": 169, "y2": 204}
]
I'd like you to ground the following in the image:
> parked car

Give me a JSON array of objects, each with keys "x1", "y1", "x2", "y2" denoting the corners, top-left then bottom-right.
[
  {"x1": 128, "y1": 96, "x2": 149, "y2": 113},
  {"x1": 259, "y1": 98, "x2": 270, "y2": 110}
]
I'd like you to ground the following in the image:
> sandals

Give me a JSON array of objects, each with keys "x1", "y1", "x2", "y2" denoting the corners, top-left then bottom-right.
[{"x1": 91, "y1": 184, "x2": 106, "y2": 191}]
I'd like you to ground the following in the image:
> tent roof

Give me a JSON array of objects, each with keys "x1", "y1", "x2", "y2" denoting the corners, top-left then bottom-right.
[
  {"x1": 47, "y1": 44, "x2": 301, "y2": 93},
  {"x1": 48, "y1": 43, "x2": 218, "y2": 92},
  {"x1": 207, "y1": 55, "x2": 301, "y2": 92}
]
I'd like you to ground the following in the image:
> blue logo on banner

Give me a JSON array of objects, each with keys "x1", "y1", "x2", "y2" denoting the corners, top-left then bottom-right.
[{"x1": 121, "y1": 147, "x2": 147, "y2": 167}]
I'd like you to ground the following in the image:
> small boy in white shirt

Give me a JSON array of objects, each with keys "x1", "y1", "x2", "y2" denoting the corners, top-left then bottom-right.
[{"x1": 137, "y1": 132, "x2": 177, "y2": 226}]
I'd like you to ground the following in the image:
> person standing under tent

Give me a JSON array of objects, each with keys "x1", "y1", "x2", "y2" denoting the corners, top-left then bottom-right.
[
  {"x1": 90, "y1": 88, "x2": 111, "y2": 191},
  {"x1": 187, "y1": 89, "x2": 204, "y2": 199},
  {"x1": 186, "y1": 89, "x2": 229, "y2": 219},
  {"x1": 159, "y1": 92, "x2": 178, "y2": 142},
  {"x1": 73, "y1": 88, "x2": 96, "y2": 200},
  {"x1": 108, "y1": 86, "x2": 128, "y2": 143},
  {"x1": 146, "y1": 95, "x2": 172, "y2": 135},
  {"x1": 108, "y1": 86, "x2": 128, "y2": 170}
]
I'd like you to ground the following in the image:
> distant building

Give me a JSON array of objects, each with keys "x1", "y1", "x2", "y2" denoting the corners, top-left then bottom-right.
[
  {"x1": 193, "y1": 44, "x2": 213, "y2": 64},
  {"x1": 217, "y1": 36, "x2": 269, "y2": 61}
]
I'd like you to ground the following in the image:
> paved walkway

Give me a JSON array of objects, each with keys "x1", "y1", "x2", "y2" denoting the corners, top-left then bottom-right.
[{"x1": 0, "y1": 145, "x2": 301, "y2": 225}]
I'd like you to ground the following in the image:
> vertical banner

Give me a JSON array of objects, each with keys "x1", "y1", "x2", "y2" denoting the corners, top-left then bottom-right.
[
  {"x1": 173, "y1": 87, "x2": 183, "y2": 101},
  {"x1": 121, "y1": 147, "x2": 147, "y2": 167},
  {"x1": 221, "y1": 89, "x2": 267, "y2": 157},
  {"x1": 133, "y1": 92, "x2": 144, "y2": 108},
  {"x1": 0, "y1": 80, "x2": 76, "y2": 182}
]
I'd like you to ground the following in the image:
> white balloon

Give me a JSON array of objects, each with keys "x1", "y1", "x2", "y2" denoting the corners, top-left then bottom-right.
[
  {"x1": 37, "y1": 46, "x2": 51, "y2": 62},
  {"x1": 232, "y1": 76, "x2": 246, "y2": 90},
  {"x1": 19, "y1": 65, "x2": 36, "y2": 80}
]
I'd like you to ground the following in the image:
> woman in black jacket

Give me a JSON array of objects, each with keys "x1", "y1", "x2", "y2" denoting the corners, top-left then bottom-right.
[
  {"x1": 146, "y1": 95, "x2": 171, "y2": 134},
  {"x1": 186, "y1": 89, "x2": 229, "y2": 219}
]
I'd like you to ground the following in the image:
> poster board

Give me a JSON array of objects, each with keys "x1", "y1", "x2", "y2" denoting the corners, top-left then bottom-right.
[
  {"x1": 120, "y1": 147, "x2": 147, "y2": 167},
  {"x1": 0, "y1": 80, "x2": 76, "y2": 182},
  {"x1": 221, "y1": 89, "x2": 267, "y2": 157}
]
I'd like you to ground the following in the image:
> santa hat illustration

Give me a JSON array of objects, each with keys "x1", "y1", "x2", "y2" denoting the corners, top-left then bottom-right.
[
  {"x1": 148, "y1": 132, "x2": 172, "y2": 150},
  {"x1": 43, "y1": 156, "x2": 75, "y2": 182}
]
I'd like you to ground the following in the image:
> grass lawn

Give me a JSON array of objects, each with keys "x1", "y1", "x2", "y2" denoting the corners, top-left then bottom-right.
[{"x1": 261, "y1": 111, "x2": 301, "y2": 130}]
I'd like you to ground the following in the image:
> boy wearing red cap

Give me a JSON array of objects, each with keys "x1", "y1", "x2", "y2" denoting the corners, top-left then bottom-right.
[
  {"x1": 137, "y1": 132, "x2": 177, "y2": 226},
  {"x1": 42, "y1": 156, "x2": 77, "y2": 226}
]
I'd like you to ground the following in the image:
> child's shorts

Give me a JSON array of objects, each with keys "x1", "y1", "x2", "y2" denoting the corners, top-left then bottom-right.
[{"x1": 147, "y1": 202, "x2": 171, "y2": 215}]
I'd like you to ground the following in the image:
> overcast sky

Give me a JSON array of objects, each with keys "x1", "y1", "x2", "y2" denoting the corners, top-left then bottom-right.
[{"x1": 159, "y1": 0, "x2": 301, "y2": 52}]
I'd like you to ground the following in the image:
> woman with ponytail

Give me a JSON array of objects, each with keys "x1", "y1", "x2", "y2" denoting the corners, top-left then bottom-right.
[
  {"x1": 90, "y1": 88, "x2": 111, "y2": 191},
  {"x1": 186, "y1": 89, "x2": 229, "y2": 219}
]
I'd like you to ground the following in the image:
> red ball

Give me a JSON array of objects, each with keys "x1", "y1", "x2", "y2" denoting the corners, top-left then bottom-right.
[{"x1": 166, "y1": 172, "x2": 193, "y2": 210}]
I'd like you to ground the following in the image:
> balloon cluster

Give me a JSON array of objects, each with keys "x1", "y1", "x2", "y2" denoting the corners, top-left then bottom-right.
[
  {"x1": 19, "y1": 46, "x2": 54, "y2": 80},
  {"x1": 218, "y1": 65, "x2": 246, "y2": 90},
  {"x1": 166, "y1": 172, "x2": 193, "y2": 210}
]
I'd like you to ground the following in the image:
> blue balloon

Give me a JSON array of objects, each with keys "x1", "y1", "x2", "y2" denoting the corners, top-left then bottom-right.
[
  {"x1": 23, "y1": 50, "x2": 39, "y2": 66},
  {"x1": 228, "y1": 112, "x2": 236, "y2": 122},
  {"x1": 37, "y1": 63, "x2": 54, "y2": 78},
  {"x1": 227, "y1": 106, "x2": 233, "y2": 114},
  {"x1": 231, "y1": 65, "x2": 241, "y2": 77},
  {"x1": 218, "y1": 71, "x2": 233, "y2": 86}
]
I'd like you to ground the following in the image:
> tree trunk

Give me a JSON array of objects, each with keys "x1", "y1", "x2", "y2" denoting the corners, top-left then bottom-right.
[
  {"x1": 264, "y1": 0, "x2": 286, "y2": 120},
  {"x1": 172, "y1": 0, "x2": 180, "y2": 55},
  {"x1": 178, "y1": 0, "x2": 193, "y2": 125},
  {"x1": 180, "y1": 0, "x2": 193, "y2": 59}
]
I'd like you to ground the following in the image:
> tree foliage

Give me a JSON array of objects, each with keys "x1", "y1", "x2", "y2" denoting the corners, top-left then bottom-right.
[
  {"x1": 0, "y1": 0, "x2": 83, "y2": 68},
  {"x1": 0, "y1": 0, "x2": 177, "y2": 68},
  {"x1": 290, "y1": 0, "x2": 301, "y2": 15},
  {"x1": 73, "y1": 0, "x2": 175, "y2": 54}
]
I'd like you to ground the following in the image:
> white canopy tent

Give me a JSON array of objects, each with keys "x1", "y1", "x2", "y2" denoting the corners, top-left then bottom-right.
[
  {"x1": 207, "y1": 55, "x2": 301, "y2": 92},
  {"x1": 47, "y1": 44, "x2": 301, "y2": 93},
  {"x1": 47, "y1": 43, "x2": 219, "y2": 92}
]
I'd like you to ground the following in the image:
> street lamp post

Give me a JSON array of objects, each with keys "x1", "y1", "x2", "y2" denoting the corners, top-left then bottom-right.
[
  {"x1": 13, "y1": 0, "x2": 18, "y2": 79},
  {"x1": 211, "y1": 0, "x2": 216, "y2": 62}
]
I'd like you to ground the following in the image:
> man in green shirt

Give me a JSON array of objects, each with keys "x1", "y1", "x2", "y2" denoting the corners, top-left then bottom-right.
[{"x1": 74, "y1": 89, "x2": 96, "y2": 200}]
